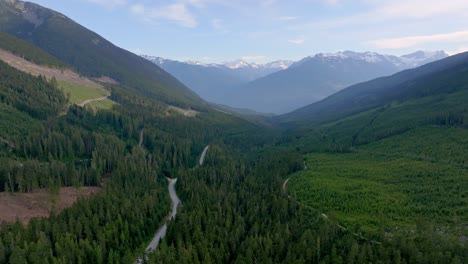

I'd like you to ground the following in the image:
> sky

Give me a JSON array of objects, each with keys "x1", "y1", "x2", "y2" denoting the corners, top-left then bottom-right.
[{"x1": 28, "y1": 0, "x2": 468, "y2": 64}]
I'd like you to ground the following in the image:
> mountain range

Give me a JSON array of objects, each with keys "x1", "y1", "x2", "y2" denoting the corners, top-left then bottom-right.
[
  {"x1": 144, "y1": 50, "x2": 448, "y2": 114},
  {"x1": 142, "y1": 55, "x2": 293, "y2": 103},
  {"x1": 278, "y1": 51, "x2": 468, "y2": 126},
  {"x1": 0, "y1": 0, "x2": 467, "y2": 263}
]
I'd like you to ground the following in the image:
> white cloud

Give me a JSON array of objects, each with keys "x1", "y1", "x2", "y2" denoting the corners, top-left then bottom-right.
[
  {"x1": 86, "y1": 0, "x2": 126, "y2": 8},
  {"x1": 130, "y1": 3, "x2": 197, "y2": 28},
  {"x1": 292, "y1": 0, "x2": 468, "y2": 32},
  {"x1": 212, "y1": 18, "x2": 222, "y2": 29},
  {"x1": 376, "y1": 0, "x2": 468, "y2": 19},
  {"x1": 369, "y1": 30, "x2": 468, "y2": 49},
  {"x1": 323, "y1": 0, "x2": 340, "y2": 7},
  {"x1": 185, "y1": 0, "x2": 205, "y2": 8},
  {"x1": 261, "y1": 0, "x2": 277, "y2": 7},
  {"x1": 279, "y1": 16, "x2": 299, "y2": 21},
  {"x1": 130, "y1": 4, "x2": 144, "y2": 15},
  {"x1": 211, "y1": 18, "x2": 230, "y2": 33},
  {"x1": 288, "y1": 38, "x2": 304, "y2": 45}
]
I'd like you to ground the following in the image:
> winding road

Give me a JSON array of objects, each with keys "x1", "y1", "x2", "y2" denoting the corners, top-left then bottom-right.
[
  {"x1": 282, "y1": 178, "x2": 291, "y2": 198},
  {"x1": 199, "y1": 145, "x2": 209, "y2": 166},
  {"x1": 137, "y1": 145, "x2": 209, "y2": 262},
  {"x1": 77, "y1": 94, "x2": 110, "y2": 107},
  {"x1": 138, "y1": 129, "x2": 144, "y2": 147},
  {"x1": 144, "y1": 178, "x2": 180, "y2": 251}
]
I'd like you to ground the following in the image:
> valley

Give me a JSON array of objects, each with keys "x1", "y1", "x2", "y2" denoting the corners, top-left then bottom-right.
[
  {"x1": 0, "y1": 0, "x2": 466, "y2": 263},
  {"x1": 146, "y1": 51, "x2": 448, "y2": 114}
]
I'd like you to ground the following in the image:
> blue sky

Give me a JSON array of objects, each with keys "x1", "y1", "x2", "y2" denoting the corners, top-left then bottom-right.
[{"x1": 29, "y1": 0, "x2": 468, "y2": 63}]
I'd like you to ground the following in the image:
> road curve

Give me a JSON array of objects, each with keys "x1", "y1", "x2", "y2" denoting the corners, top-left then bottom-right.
[
  {"x1": 145, "y1": 178, "x2": 179, "y2": 251},
  {"x1": 77, "y1": 94, "x2": 110, "y2": 107},
  {"x1": 199, "y1": 145, "x2": 209, "y2": 166},
  {"x1": 137, "y1": 178, "x2": 180, "y2": 263},
  {"x1": 282, "y1": 178, "x2": 290, "y2": 192},
  {"x1": 137, "y1": 145, "x2": 209, "y2": 262},
  {"x1": 138, "y1": 129, "x2": 144, "y2": 147}
]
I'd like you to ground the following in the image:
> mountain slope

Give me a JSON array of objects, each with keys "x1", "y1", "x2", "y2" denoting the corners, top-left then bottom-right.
[
  {"x1": 0, "y1": 60, "x2": 66, "y2": 120},
  {"x1": 276, "y1": 53, "x2": 468, "y2": 241},
  {"x1": 277, "y1": 51, "x2": 468, "y2": 126},
  {"x1": 0, "y1": 32, "x2": 116, "y2": 110},
  {"x1": 143, "y1": 56, "x2": 292, "y2": 103},
  {"x1": 227, "y1": 51, "x2": 447, "y2": 114},
  {"x1": 0, "y1": 31, "x2": 67, "y2": 68},
  {"x1": 143, "y1": 56, "x2": 247, "y2": 103},
  {"x1": 0, "y1": 0, "x2": 203, "y2": 108}
]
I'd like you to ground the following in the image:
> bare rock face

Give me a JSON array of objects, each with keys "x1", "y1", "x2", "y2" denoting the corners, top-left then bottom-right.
[
  {"x1": 22, "y1": 1, "x2": 54, "y2": 28},
  {"x1": 4, "y1": 0, "x2": 20, "y2": 5},
  {"x1": 1, "y1": 0, "x2": 51, "y2": 29}
]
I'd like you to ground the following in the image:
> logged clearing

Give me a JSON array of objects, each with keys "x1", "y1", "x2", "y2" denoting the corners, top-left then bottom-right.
[
  {"x1": 0, "y1": 187, "x2": 101, "y2": 224},
  {"x1": 0, "y1": 48, "x2": 116, "y2": 108},
  {"x1": 167, "y1": 105, "x2": 199, "y2": 117},
  {"x1": 0, "y1": 48, "x2": 102, "y2": 89}
]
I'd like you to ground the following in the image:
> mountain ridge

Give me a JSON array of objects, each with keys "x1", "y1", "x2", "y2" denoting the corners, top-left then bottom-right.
[
  {"x1": 142, "y1": 55, "x2": 294, "y2": 71},
  {"x1": 142, "y1": 55, "x2": 293, "y2": 104},
  {"x1": 277, "y1": 51, "x2": 468, "y2": 126},
  {"x1": 143, "y1": 50, "x2": 448, "y2": 114},
  {"x1": 225, "y1": 50, "x2": 448, "y2": 114},
  {"x1": 0, "y1": 0, "x2": 204, "y2": 109}
]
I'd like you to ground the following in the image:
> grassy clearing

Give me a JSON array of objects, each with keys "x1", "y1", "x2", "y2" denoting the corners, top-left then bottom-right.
[
  {"x1": 360, "y1": 126, "x2": 468, "y2": 166},
  {"x1": 86, "y1": 98, "x2": 117, "y2": 111},
  {"x1": 288, "y1": 130, "x2": 468, "y2": 236},
  {"x1": 58, "y1": 80, "x2": 108, "y2": 104}
]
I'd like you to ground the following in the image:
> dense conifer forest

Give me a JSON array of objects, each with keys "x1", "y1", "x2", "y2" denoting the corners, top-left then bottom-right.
[{"x1": 0, "y1": 1, "x2": 466, "y2": 263}]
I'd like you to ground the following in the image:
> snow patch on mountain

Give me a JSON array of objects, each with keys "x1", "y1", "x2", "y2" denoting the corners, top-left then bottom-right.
[
  {"x1": 264, "y1": 60, "x2": 294, "y2": 70},
  {"x1": 224, "y1": 60, "x2": 255, "y2": 69},
  {"x1": 141, "y1": 55, "x2": 293, "y2": 71},
  {"x1": 291, "y1": 50, "x2": 448, "y2": 70},
  {"x1": 142, "y1": 51, "x2": 447, "y2": 76}
]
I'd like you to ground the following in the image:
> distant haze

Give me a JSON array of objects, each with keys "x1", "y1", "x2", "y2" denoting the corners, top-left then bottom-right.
[{"x1": 143, "y1": 50, "x2": 448, "y2": 114}]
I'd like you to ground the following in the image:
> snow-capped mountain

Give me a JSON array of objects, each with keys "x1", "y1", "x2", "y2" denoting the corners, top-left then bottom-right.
[
  {"x1": 398, "y1": 51, "x2": 448, "y2": 68},
  {"x1": 142, "y1": 55, "x2": 293, "y2": 71},
  {"x1": 224, "y1": 50, "x2": 449, "y2": 114},
  {"x1": 291, "y1": 50, "x2": 448, "y2": 71},
  {"x1": 141, "y1": 55, "x2": 293, "y2": 103},
  {"x1": 264, "y1": 60, "x2": 294, "y2": 70},
  {"x1": 224, "y1": 60, "x2": 254, "y2": 69},
  {"x1": 142, "y1": 51, "x2": 448, "y2": 114},
  {"x1": 222, "y1": 59, "x2": 293, "y2": 70}
]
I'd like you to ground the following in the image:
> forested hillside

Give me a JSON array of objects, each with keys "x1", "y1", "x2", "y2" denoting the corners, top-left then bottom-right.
[
  {"x1": 268, "y1": 51, "x2": 468, "y2": 263},
  {"x1": 0, "y1": 0, "x2": 203, "y2": 109},
  {"x1": 0, "y1": 53, "x2": 262, "y2": 262},
  {"x1": 279, "y1": 51, "x2": 468, "y2": 126},
  {"x1": 0, "y1": 1, "x2": 466, "y2": 263},
  {"x1": 0, "y1": 32, "x2": 66, "y2": 68}
]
